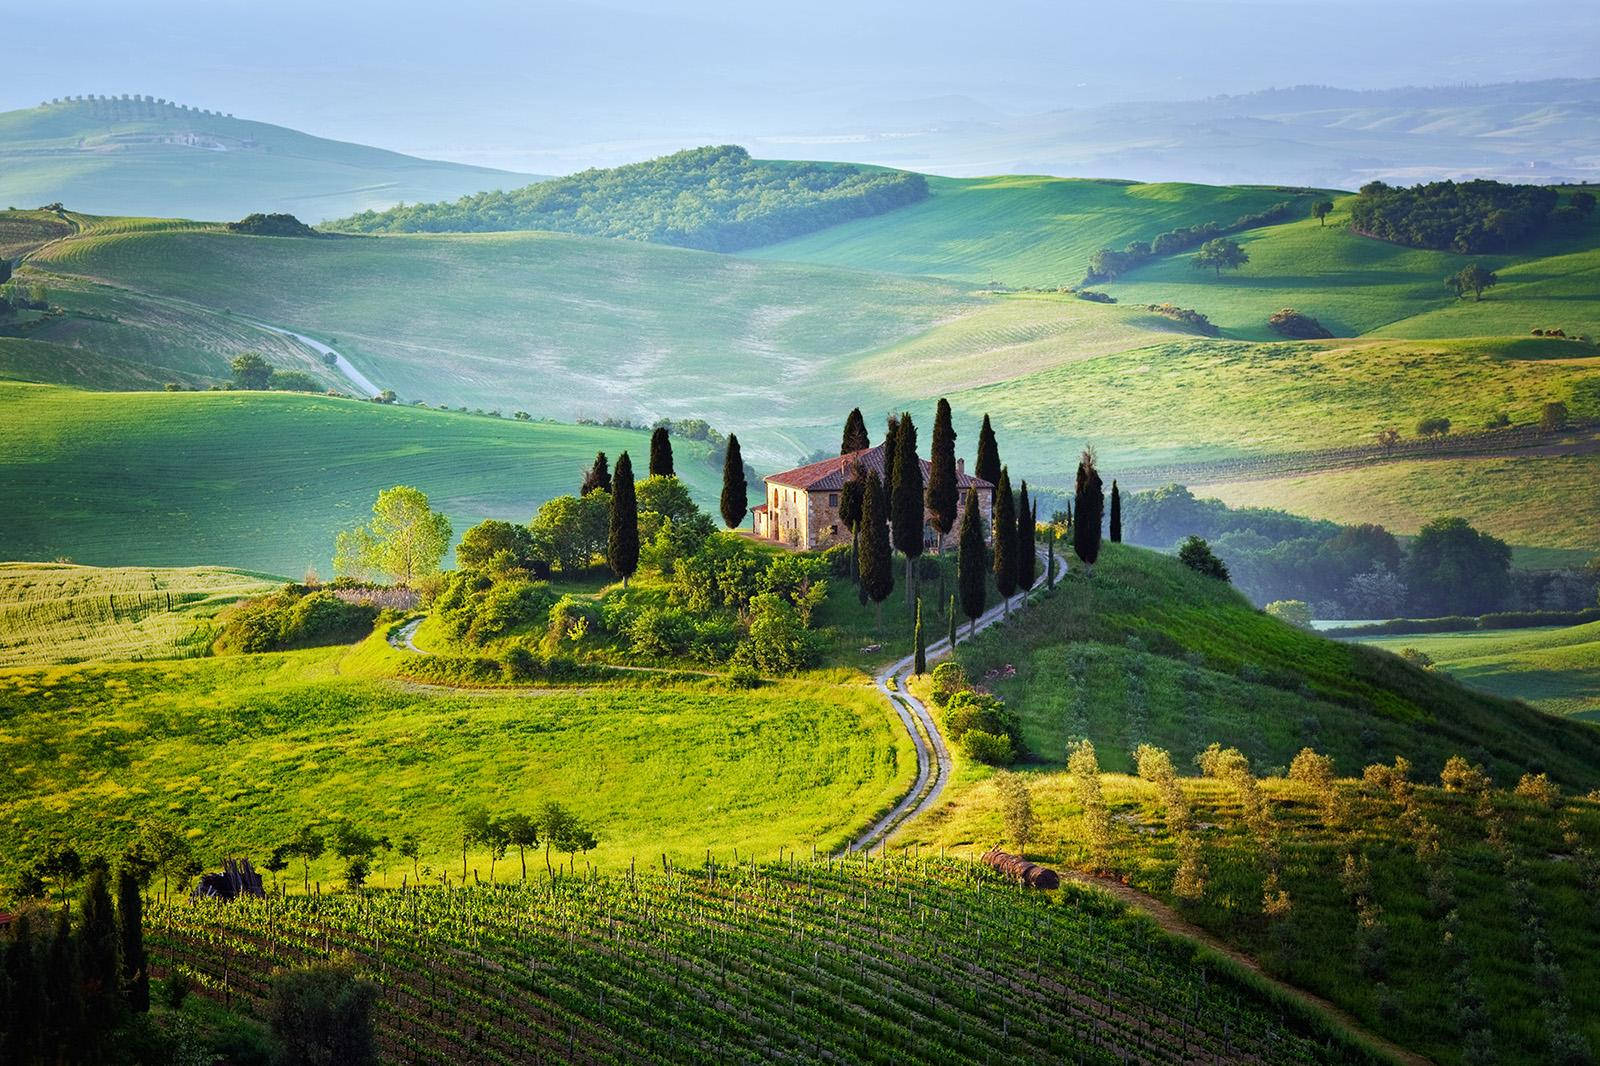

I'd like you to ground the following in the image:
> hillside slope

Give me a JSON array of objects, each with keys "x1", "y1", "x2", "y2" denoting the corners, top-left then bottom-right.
[
  {"x1": 0, "y1": 97, "x2": 536, "y2": 222},
  {"x1": 0, "y1": 382, "x2": 726, "y2": 576},
  {"x1": 1360, "y1": 621, "x2": 1600, "y2": 718}
]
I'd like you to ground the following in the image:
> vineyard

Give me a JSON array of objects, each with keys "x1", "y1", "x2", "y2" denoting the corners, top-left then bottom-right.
[{"x1": 146, "y1": 857, "x2": 1383, "y2": 1065}]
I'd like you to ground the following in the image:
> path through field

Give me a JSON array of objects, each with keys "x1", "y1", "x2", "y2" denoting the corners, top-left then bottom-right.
[{"x1": 243, "y1": 318, "x2": 381, "y2": 398}]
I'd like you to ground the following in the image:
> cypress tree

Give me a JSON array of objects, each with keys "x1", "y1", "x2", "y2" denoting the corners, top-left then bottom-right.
[
  {"x1": 838, "y1": 461, "x2": 865, "y2": 582},
  {"x1": 4, "y1": 913, "x2": 41, "y2": 1063},
  {"x1": 1110, "y1": 480, "x2": 1122, "y2": 543},
  {"x1": 1017, "y1": 482, "x2": 1037, "y2": 593},
  {"x1": 883, "y1": 414, "x2": 901, "y2": 495},
  {"x1": 1046, "y1": 524, "x2": 1057, "y2": 589},
  {"x1": 957, "y1": 486, "x2": 987, "y2": 635},
  {"x1": 117, "y1": 866, "x2": 148, "y2": 1013},
  {"x1": 858, "y1": 472, "x2": 894, "y2": 625},
  {"x1": 46, "y1": 907, "x2": 83, "y2": 1058},
  {"x1": 890, "y1": 411, "x2": 924, "y2": 606},
  {"x1": 913, "y1": 598, "x2": 927, "y2": 675},
  {"x1": 993, "y1": 467, "x2": 1017, "y2": 615},
  {"x1": 608, "y1": 452, "x2": 639, "y2": 587},
  {"x1": 947, "y1": 594, "x2": 957, "y2": 650},
  {"x1": 719, "y1": 435, "x2": 747, "y2": 529},
  {"x1": 79, "y1": 867, "x2": 122, "y2": 1049},
  {"x1": 974, "y1": 414, "x2": 1000, "y2": 497},
  {"x1": 1074, "y1": 447, "x2": 1105, "y2": 573},
  {"x1": 841, "y1": 407, "x2": 870, "y2": 453},
  {"x1": 581, "y1": 452, "x2": 611, "y2": 496},
  {"x1": 648, "y1": 427, "x2": 674, "y2": 477},
  {"x1": 926, "y1": 398, "x2": 958, "y2": 552}
]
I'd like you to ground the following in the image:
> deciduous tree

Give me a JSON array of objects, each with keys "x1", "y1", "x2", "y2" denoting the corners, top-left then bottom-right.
[
  {"x1": 1192, "y1": 237, "x2": 1249, "y2": 278},
  {"x1": 995, "y1": 771, "x2": 1036, "y2": 857},
  {"x1": 334, "y1": 486, "x2": 452, "y2": 586},
  {"x1": 1312, "y1": 200, "x2": 1334, "y2": 226}
]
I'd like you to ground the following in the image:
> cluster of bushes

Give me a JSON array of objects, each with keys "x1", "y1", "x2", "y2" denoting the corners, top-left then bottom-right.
[
  {"x1": 214, "y1": 584, "x2": 380, "y2": 653},
  {"x1": 225, "y1": 212, "x2": 329, "y2": 238},
  {"x1": 1348, "y1": 180, "x2": 1592, "y2": 253},
  {"x1": 928, "y1": 662, "x2": 1023, "y2": 765},
  {"x1": 432, "y1": 569, "x2": 557, "y2": 645},
  {"x1": 1331, "y1": 606, "x2": 1600, "y2": 637},
  {"x1": 395, "y1": 646, "x2": 608, "y2": 686},
  {"x1": 1143, "y1": 303, "x2": 1219, "y2": 336},
  {"x1": 1267, "y1": 308, "x2": 1333, "y2": 339},
  {"x1": 1076, "y1": 289, "x2": 1115, "y2": 304},
  {"x1": 1085, "y1": 200, "x2": 1299, "y2": 282},
  {"x1": 228, "y1": 353, "x2": 323, "y2": 392},
  {"x1": 327, "y1": 145, "x2": 929, "y2": 252}
]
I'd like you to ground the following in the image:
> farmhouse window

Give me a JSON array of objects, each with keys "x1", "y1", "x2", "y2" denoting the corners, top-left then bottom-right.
[{"x1": 828, "y1": 493, "x2": 838, "y2": 506}]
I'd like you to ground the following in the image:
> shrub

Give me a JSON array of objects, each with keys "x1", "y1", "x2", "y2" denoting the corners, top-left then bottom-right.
[
  {"x1": 266, "y1": 957, "x2": 378, "y2": 1066},
  {"x1": 1264, "y1": 599, "x2": 1313, "y2": 628},
  {"x1": 726, "y1": 663, "x2": 762, "y2": 689},
  {"x1": 929, "y1": 661, "x2": 971, "y2": 707},
  {"x1": 1513, "y1": 772, "x2": 1561, "y2": 808},
  {"x1": 1144, "y1": 303, "x2": 1219, "y2": 336},
  {"x1": 628, "y1": 605, "x2": 695, "y2": 658},
  {"x1": 1440, "y1": 755, "x2": 1491, "y2": 793},
  {"x1": 215, "y1": 587, "x2": 378, "y2": 653},
  {"x1": 1267, "y1": 308, "x2": 1334, "y2": 339},
  {"x1": 501, "y1": 644, "x2": 538, "y2": 681},
  {"x1": 734, "y1": 593, "x2": 818, "y2": 673},
  {"x1": 1416, "y1": 416, "x2": 1452, "y2": 437},
  {"x1": 1540, "y1": 401, "x2": 1569, "y2": 432},
  {"x1": 1077, "y1": 289, "x2": 1115, "y2": 303},
  {"x1": 1177, "y1": 536, "x2": 1229, "y2": 581},
  {"x1": 945, "y1": 690, "x2": 1021, "y2": 751},
  {"x1": 434, "y1": 572, "x2": 556, "y2": 645},
  {"x1": 544, "y1": 596, "x2": 600, "y2": 650},
  {"x1": 395, "y1": 653, "x2": 504, "y2": 685},
  {"x1": 959, "y1": 728, "x2": 1014, "y2": 765},
  {"x1": 690, "y1": 616, "x2": 738, "y2": 663},
  {"x1": 1398, "y1": 647, "x2": 1434, "y2": 669}
]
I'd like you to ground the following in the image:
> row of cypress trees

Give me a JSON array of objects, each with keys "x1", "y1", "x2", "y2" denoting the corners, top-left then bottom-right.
[{"x1": 1, "y1": 867, "x2": 148, "y2": 1064}]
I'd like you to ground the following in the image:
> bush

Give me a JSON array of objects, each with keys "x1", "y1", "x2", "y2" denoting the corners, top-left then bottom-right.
[
  {"x1": 266, "y1": 958, "x2": 378, "y2": 1066},
  {"x1": 1264, "y1": 600, "x2": 1313, "y2": 628},
  {"x1": 544, "y1": 595, "x2": 601, "y2": 650},
  {"x1": 1398, "y1": 647, "x2": 1434, "y2": 669},
  {"x1": 1177, "y1": 536, "x2": 1230, "y2": 581},
  {"x1": 930, "y1": 661, "x2": 971, "y2": 707},
  {"x1": 1144, "y1": 303, "x2": 1219, "y2": 336},
  {"x1": 628, "y1": 605, "x2": 695, "y2": 658},
  {"x1": 727, "y1": 663, "x2": 762, "y2": 689},
  {"x1": 268, "y1": 370, "x2": 322, "y2": 392},
  {"x1": 945, "y1": 690, "x2": 1021, "y2": 752},
  {"x1": 226, "y1": 212, "x2": 323, "y2": 238},
  {"x1": 1416, "y1": 416, "x2": 1452, "y2": 437},
  {"x1": 690, "y1": 616, "x2": 738, "y2": 663},
  {"x1": 1077, "y1": 289, "x2": 1115, "y2": 303},
  {"x1": 215, "y1": 587, "x2": 378, "y2": 653},
  {"x1": 960, "y1": 729, "x2": 1015, "y2": 765},
  {"x1": 734, "y1": 593, "x2": 819, "y2": 673},
  {"x1": 501, "y1": 644, "x2": 538, "y2": 681},
  {"x1": 395, "y1": 653, "x2": 505, "y2": 685},
  {"x1": 434, "y1": 571, "x2": 556, "y2": 645},
  {"x1": 1267, "y1": 308, "x2": 1334, "y2": 339}
]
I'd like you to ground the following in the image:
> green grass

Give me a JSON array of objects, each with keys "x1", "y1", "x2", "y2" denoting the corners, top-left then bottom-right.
[
  {"x1": 0, "y1": 633, "x2": 913, "y2": 887},
  {"x1": 0, "y1": 382, "x2": 725, "y2": 576},
  {"x1": 0, "y1": 99, "x2": 536, "y2": 223},
  {"x1": 1359, "y1": 622, "x2": 1600, "y2": 718},
  {"x1": 949, "y1": 544, "x2": 1600, "y2": 787},
  {"x1": 1201, "y1": 448, "x2": 1600, "y2": 553},
  {"x1": 147, "y1": 860, "x2": 1386, "y2": 1064},
  {"x1": 0, "y1": 561, "x2": 277, "y2": 667},
  {"x1": 1096, "y1": 196, "x2": 1600, "y2": 340},
  {"x1": 748, "y1": 174, "x2": 1321, "y2": 288},
  {"x1": 28, "y1": 224, "x2": 978, "y2": 464}
]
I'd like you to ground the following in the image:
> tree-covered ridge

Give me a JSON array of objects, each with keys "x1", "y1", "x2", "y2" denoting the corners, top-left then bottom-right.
[
  {"x1": 1348, "y1": 179, "x2": 1591, "y2": 253},
  {"x1": 325, "y1": 145, "x2": 929, "y2": 251}
]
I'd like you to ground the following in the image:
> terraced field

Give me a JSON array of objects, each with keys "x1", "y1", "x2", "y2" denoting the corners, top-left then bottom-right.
[
  {"x1": 0, "y1": 561, "x2": 276, "y2": 666},
  {"x1": 0, "y1": 382, "x2": 727, "y2": 575},
  {"x1": 147, "y1": 859, "x2": 1385, "y2": 1064}
]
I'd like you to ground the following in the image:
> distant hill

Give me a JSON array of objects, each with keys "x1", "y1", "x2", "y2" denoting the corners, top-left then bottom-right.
[
  {"x1": 0, "y1": 95, "x2": 542, "y2": 222},
  {"x1": 327, "y1": 144, "x2": 929, "y2": 251}
]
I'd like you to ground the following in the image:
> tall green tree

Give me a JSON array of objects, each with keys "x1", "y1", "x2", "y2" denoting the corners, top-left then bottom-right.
[
  {"x1": 883, "y1": 414, "x2": 901, "y2": 494},
  {"x1": 648, "y1": 427, "x2": 674, "y2": 477},
  {"x1": 913, "y1": 598, "x2": 927, "y2": 675},
  {"x1": 581, "y1": 452, "x2": 612, "y2": 496},
  {"x1": 890, "y1": 411, "x2": 925, "y2": 605},
  {"x1": 841, "y1": 407, "x2": 870, "y2": 453},
  {"x1": 78, "y1": 868, "x2": 122, "y2": 1044},
  {"x1": 333, "y1": 485, "x2": 452, "y2": 585},
  {"x1": 926, "y1": 398, "x2": 958, "y2": 552},
  {"x1": 1447, "y1": 263, "x2": 1498, "y2": 301},
  {"x1": 1405, "y1": 517, "x2": 1512, "y2": 615},
  {"x1": 1110, "y1": 480, "x2": 1122, "y2": 543},
  {"x1": 288, "y1": 823, "x2": 325, "y2": 894},
  {"x1": 993, "y1": 467, "x2": 1018, "y2": 614},
  {"x1": 1045, "y1": 524, "x2": 1058, "y2": 589},
  {"x1": 1312, "y1": 200, "x2": 1334, "y2": 226},
  {"x1": 608, "y1": 451, "x2": 639, "y2": 587},
  {"x1": 838, "y1": 462, "x2": 865, "y2": 582},
  {"x1": 720, "y1": 435, "x2": 747, "y2": 529},
  {"x1": 116, "y1": 866, "x2": 148, "y2": 1014},
  {"x1": 957, "y1": 486, "x2": 987, "y2": 635},
  {"x1": 230, "y1": 352, "x2": 272, "y2": 389},
  {"x1": 947, "y1": 594, "x2": 957, "y2": 650},
  {"x1": 974, "y1": 414, "x2": 1000, "y2": 496},
  {"x1": 1016, "y1": 483, "x2": 1037, "y2": 592},
  {"x1": 1073, "y1": 448, "x2": 1104, "y2": 573},
  {"x1": 858, "y1": 472, "x2": 894, "y2": 624},
  {"x1": 501, "y1": 813, "x2": 539, "y2": 880}
]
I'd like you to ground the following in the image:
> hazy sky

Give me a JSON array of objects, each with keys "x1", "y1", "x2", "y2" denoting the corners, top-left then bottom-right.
[{"x1": 8, "y1": 0, "x2": 1597, "y2": 173}]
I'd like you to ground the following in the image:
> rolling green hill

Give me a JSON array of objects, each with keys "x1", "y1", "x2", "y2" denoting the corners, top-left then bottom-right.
[
  {"x1": 747, "y1": 174, "x2": 1322, "y2": 287},
  {"x1": 0, "y1": 382, "x2": 726, "y2": 576},
  {"x1": 1359, "y1": 621, "x2": 1600, "y2": 718},
  {"x1": 0, "y1": 97, "x2": 538, "y2": 223}
]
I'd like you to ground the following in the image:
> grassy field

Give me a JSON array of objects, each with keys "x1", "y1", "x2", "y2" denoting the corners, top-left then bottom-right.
[
  {"x1": 0, "y1": 562, "x2": 277, "y2": 667},
  {"x1": 1096, "y1": 195, "x2": 1600, "y2": 340},
  {"x1": 1202, "y1": 447, "x2": 1600, "y2": 553},
  {"x1": 26, "y1": 222, "x2": 980, "y2": 463},
  {"x1": 1359, "y1": 622, "x2": 1600, "y2": 719},
  {"x1": 0, "y1": 99, "x2": 534, "y2": 223},
  {"x1": 748, "y1": 174, "x2": 1322, "y2": 288},
  {"x1": 147, "y1": 861, "x2": 1386, "y2": 1065},
  {"x1": 0, "y1": 382, "x2": 727, "y2": 576},
  {"x1": 0, "y1": 630, "x2": 913, "y2": 886}
]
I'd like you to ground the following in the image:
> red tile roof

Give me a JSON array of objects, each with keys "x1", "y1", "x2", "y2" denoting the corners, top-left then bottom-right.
[{"x1": 764, "y1": 442, "x2": 992, "y2": 492}]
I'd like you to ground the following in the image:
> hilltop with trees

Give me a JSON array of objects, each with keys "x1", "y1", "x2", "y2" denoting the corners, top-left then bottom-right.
[
  {"x1": 326, "y1": 145, "x2": 929, "y2": 251},
  {"x1": 1349, "y1": 179, "x2": 1590, "y2": 253}
]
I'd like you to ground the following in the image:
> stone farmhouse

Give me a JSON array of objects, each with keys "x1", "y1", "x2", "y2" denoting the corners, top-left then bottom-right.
[{"x1": 751, "y1": 442, "x2": 993, "y2": 550}]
